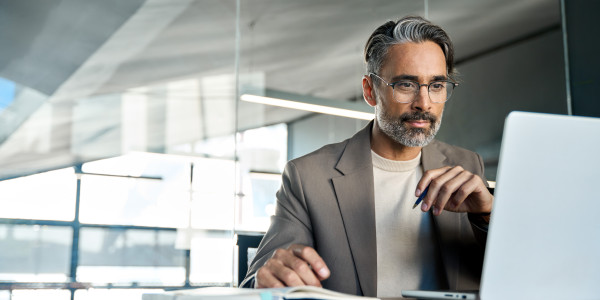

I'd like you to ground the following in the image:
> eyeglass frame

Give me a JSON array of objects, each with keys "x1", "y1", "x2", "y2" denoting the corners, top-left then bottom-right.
[{"x1": 368, "y1": 73, "x2": 458, "y2": 103}]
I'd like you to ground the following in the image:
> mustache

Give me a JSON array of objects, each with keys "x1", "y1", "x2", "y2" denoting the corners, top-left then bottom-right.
[{"x1": 399, "y1": 111, "x2": 437, "y2": 123}]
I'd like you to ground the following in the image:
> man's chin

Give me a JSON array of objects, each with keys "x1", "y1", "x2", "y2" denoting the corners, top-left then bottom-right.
[
  {"x1": 398, "y1": 129, "x2": 436, "y2": 147},
  {"x1": 405, "y1": 127, "x2": 429, "y2": 136}
]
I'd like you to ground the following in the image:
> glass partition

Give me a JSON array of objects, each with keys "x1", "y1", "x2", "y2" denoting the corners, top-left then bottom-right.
[
  {"x1": 0, "y1": 0, "x2": 569, "y2": 298},
  {"x1": 0, "y1": 0, "x2": 240, "y2": 297}
]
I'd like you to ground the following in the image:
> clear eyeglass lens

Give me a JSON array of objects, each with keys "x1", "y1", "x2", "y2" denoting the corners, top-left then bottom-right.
[
  {"x1": 395, "y1": 81, "x2": 416, "y2": 93},
  {"x1": 393, "y1": 81, "x2": 454, "y2": 103}
]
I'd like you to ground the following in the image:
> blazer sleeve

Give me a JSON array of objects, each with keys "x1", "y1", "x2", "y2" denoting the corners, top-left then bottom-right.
[
  {"x1": 466, "y1": 152, "x2": 490, "y2": 247},
  {"x1": 240, "y1": 160, "x2": 315, "y2": 288}
]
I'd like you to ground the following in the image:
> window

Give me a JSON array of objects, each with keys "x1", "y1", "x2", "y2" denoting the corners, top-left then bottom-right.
[
  {"x1": 79, "y1": 153, "x2": 190, "y2": 228},
  {"x1": 11, "y1": 290, "x2": 70, "y2": 300},
  {"x1": 77, "y1": 228, "x2": 185, "y2": 286},
  {"x1": 189, "y1": 231, "x2": 234, "y2": 283},
  {"x1": 0, "y1": 141, "x2": 286, "y2": 297},
  {"x1": 235, "y1": 124, "x2": 287, "y2": 232},
  {"x1": 191, "y1": 158, "x2": 236, "y2": 230},
  {"x1": 0, "y1": 225, "x2": 72, "y2": 282},
  {"x1": 0, "y1": 168, "x2": 76, "y2": 221}
]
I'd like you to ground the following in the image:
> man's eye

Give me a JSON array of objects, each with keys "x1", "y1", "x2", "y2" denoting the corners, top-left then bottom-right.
[
  {"x1": 430, "y1": 82, "x2": 446, "y2": 91},
  {"x1": 395, "y1": 81, "x2": 415, "y2": 90}
]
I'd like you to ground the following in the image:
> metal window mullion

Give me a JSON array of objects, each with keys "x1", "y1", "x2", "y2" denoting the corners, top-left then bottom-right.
[
  {"x1": 184, "y1": 249, "x2": 191, "y2": 287},
  {"x1": 184, "y1": 162, "x2": 194, "y2": 287},
  {"x1": 69, "y1": 165, "x2": 82, "y2": 300}
]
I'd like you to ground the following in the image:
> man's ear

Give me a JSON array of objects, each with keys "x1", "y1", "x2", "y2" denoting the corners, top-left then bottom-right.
[{"x1": 362, "y1": 75, "x2": 377, "y2": 107}]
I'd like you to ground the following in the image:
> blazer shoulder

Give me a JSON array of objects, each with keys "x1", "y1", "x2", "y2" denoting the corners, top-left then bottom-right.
[
  {"x1": 429, "y1": 140, "x2": 479, "y2": 160},
  {"x1": 427, "y1": 140, "x2": 484, "y2": 176}
]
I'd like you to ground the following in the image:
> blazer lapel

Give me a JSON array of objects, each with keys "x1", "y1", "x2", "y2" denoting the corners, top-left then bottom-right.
[
  {"x1": 331, "y1": 122, "x2": 377, "y2": 297},
  {"x1": 422, "y1": 141, "x2": 461, "y2": 289},
  {"x1": 421, "y1": 140, "x2": 447, "y2": 171}
]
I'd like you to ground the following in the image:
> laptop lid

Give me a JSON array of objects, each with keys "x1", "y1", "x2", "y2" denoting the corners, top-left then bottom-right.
[{"x1": 480, "y1": 111, "x2": 600, "y2": 299}]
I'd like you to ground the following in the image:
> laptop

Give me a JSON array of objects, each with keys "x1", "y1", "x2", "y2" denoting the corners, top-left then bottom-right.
[{"x1": 402, "y1": 111, "x2": 600, "y2": 300}]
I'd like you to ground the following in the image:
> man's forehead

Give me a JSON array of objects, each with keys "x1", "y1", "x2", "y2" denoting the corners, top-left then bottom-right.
[
  {"x1": 380, "y1": 42, "x2": 448, "y2": 79},
  {"x1": 389, "y1": 74, "x2": 448, "y2": 82}
]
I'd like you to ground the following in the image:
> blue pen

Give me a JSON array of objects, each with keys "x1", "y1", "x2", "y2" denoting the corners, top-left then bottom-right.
[{"x1": 412, "y1": 186, "x2": 429, "y2": 209}]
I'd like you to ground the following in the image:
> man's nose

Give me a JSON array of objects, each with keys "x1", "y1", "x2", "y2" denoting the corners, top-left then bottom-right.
[{"x1": 411, "y1": 84, "x2": 431, "y2": 111}]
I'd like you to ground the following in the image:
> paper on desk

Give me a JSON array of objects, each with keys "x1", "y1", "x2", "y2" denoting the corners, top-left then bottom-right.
[
  {"x1": 270, "y1": 286, "x2": 379, "y2": 299},
  {"x1": 142, "y1": 287, "x2": 267, "y2": 300},
  {"x1": 142, "y1": 286, "x2": 380, "y2": 300}
]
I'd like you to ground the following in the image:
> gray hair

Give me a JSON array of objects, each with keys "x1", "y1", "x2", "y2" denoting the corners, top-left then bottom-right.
[{"x1": 364, "y1": 16, "x2": 456, "y2": 78}]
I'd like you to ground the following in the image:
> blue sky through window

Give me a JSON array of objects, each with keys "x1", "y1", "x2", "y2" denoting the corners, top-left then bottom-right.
[{"x1": 0, "y1": 77, "x2": 16, "y2": 112}]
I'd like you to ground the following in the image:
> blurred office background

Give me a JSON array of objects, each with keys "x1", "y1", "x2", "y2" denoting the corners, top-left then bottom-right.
[{"x1": 0, "y1": 0, "x2": 597, "y2": 299}]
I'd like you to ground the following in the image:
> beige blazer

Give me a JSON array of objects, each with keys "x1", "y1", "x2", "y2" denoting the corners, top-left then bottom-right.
[{"x1": 242, "y1": 121, "x2": 488, "y2": 296}]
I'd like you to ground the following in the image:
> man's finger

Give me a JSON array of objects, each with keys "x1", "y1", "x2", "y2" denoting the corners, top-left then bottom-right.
[
  {"x1": 290, "y1": 245, "x2": 330, "y2": 280},
  {"x1": 436, "y1": 170, "x2": 474, "y2": 211},
  {"x1": 285, "y1": 255, "x2": 322, "y2": 287},
  {"x1": 444, "y1": 173, "x2": 479, "y2": 211},
  {"x1": 420, "y1": 166, "x2": 462, "y2": 213},
  {"x1": 256, "y1": 266, "x2": 285, "y2": 288},
  {"x1": 269, "y1": 259, "x2": 305, "y2": 287},
  {"x1": 416, "y1": 166, "x2": 451, "y2": 197}
]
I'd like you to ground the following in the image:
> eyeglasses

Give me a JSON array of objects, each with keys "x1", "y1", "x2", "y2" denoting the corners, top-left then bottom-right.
[{"x1": 369, "y1": 73, "x2": 458, "y2": 103}]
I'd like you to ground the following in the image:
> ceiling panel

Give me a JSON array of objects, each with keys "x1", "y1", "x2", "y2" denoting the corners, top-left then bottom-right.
[{"x1": 0, "y1": 0, "x2": 561, "y2": 180}]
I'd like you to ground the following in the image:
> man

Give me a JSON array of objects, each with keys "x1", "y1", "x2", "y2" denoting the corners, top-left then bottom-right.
[{"x1": 241, "y1": 16, "x2": 494, "y2": 298}]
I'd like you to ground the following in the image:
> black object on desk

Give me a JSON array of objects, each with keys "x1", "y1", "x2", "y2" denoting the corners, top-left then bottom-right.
[{"x1": 237, "y1": 233, "x2": 264, "y2": 286}]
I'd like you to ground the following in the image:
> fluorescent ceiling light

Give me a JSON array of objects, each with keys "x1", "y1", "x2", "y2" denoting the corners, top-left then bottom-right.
[{"x1": 240, "y1": 90, "x2": 374, "y2": 120}]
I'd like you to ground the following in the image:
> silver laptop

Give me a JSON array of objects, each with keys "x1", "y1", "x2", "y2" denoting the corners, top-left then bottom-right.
[{"x1": 402, "y1": 111, "x2": 600, "y2": 300}]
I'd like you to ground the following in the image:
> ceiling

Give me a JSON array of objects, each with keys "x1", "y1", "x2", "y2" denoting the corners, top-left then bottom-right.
[{"x1": 0, "y1": 0, "x2": 561, "y2": 180}]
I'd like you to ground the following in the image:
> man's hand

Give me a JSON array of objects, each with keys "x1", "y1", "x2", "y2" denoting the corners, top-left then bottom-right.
[
  {"x1": 255, "y1": 244, "x2": 330, "y2": 288},
  {"x1": 416, "y1": 166, "x2": 493, "y2": 216}
]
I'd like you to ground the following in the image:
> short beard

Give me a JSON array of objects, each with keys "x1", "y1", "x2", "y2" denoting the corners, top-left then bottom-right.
[{"x1": 377, "y1": 109, "x2": 442, "y2": 147}]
